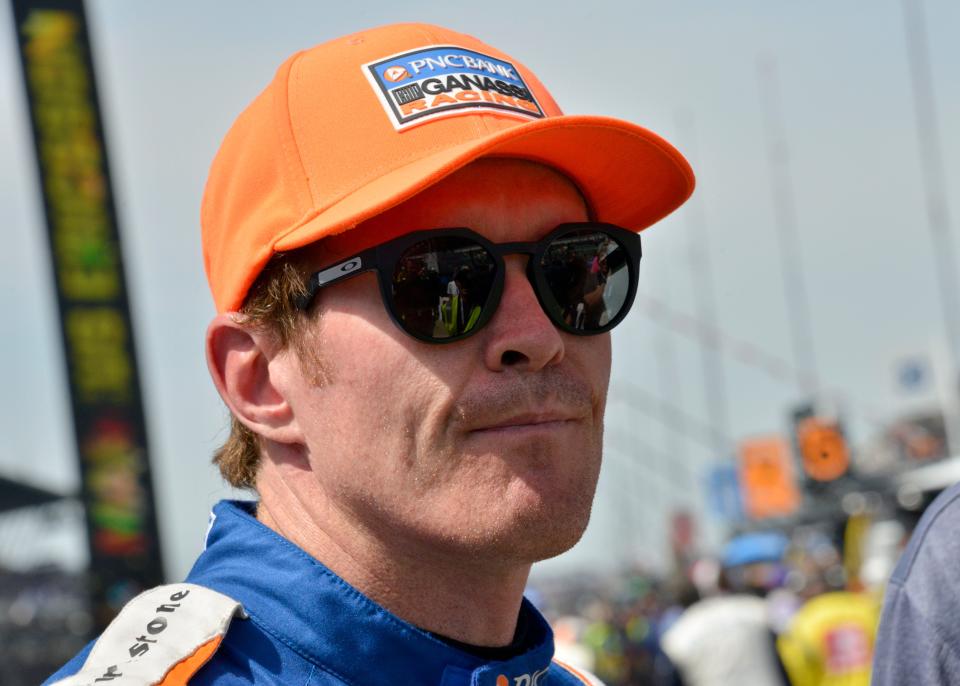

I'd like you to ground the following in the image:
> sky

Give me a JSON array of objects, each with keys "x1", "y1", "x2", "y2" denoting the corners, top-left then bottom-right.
[{"x1": 0, "y1": 1, "x2": 958, "y2": 581}]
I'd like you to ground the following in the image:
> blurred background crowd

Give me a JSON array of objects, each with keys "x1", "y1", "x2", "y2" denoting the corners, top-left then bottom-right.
[
  {"x1": 530, "y1": 489, "x2": 919, "y2": 686},
  {"x1": 2, "y1": 0, "x2": 958, "y2": 683}
]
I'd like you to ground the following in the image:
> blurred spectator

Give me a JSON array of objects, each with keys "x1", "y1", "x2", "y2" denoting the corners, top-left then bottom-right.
[
  {"x1": 661, "y1": 532, "x2": 791, "y2": 686},
  {"x1": 772, "y1": 517, "x2": 884, "y2": 686},
  {"x1": 777, "y1": 590, "x2": 879, "y2": 686}
]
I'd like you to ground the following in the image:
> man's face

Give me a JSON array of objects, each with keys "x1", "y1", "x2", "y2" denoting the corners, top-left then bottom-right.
[{"x1": 279, "y1": 158, "x2": 611, "y2": 565}]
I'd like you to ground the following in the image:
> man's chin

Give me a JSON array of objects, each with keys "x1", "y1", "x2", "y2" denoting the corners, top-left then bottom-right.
[
  {"x1": 517, "y1": 518, "x2": 591, "y2": 563},
  {"x1": 475, "y1": 496, "x2": 594, "y2": 565},
  {"x1": 490, "y1": 460, "x2": 599, "y2": 562}
]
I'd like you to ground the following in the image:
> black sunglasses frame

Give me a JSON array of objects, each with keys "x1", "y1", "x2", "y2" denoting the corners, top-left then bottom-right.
[{"x1": 295, "y1": 222, "x2": 642, "y2": 344}]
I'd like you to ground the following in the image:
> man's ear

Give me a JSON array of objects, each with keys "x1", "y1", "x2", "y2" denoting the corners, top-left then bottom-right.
[{"x1": 206, "y1": 313, "x2": 304, "y2": 445}]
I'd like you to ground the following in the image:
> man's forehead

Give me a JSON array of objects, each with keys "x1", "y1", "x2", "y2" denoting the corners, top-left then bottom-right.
[{"x1": 309, "y1": 158, "x2": 588, "y2": 263}]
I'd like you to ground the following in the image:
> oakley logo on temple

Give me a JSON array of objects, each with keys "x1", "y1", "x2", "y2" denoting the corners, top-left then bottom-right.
[{"x1": 314, "y1": 258, "x2": 364, "y2": 288}]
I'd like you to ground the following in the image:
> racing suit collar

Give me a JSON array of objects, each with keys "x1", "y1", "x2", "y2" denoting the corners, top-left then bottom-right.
[{"x1": 186, "y1": 500, "x2": 557, "y2": 686}]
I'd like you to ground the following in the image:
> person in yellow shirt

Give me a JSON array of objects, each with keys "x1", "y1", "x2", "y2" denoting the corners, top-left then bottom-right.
[{"x1": 777, "y1": 590, "x2": 880, "y2": 686}]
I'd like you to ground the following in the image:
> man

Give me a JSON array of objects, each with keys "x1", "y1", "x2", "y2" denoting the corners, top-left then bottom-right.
[
  {"x1": 873, "y1": 481, "x2": 960, "y2": 685},
  {"x1": 46, "y1": 22, "x2": 693, "y2": 685}
]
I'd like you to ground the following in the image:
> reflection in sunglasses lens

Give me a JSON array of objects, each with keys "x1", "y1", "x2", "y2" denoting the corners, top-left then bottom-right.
[
  {"x1": 392, "y1": 237, "x2": 497, "y2": 339},
  {"x1": 540, "y1": 231, "x2": 629, "y2": 331}
]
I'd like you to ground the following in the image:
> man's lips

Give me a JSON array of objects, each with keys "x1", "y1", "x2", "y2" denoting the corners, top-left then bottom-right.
[
  {"x1": 469, "y1": 412, "x2": 582, "y2": 434},
  {"x1": 451, "y1": 369, "x2": 597, "y2": 438}
]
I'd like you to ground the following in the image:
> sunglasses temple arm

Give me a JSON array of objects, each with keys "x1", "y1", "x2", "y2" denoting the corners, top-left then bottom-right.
[{"x1": 295, "y1": 247, "x2": 378, "y2": 310}]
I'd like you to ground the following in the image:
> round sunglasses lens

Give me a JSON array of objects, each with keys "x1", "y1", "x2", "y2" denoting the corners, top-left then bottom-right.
[
  {"x1": 391, "y1": 236, "x2": 497, "y2": 340},
  {"x1": 540, "y1": 230, "x2": 631, "y2": 332}
]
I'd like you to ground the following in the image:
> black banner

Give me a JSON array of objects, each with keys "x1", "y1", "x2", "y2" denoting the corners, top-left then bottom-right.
[{"x1": 10, "y1": 0, "x2": 164, "y2": 631}]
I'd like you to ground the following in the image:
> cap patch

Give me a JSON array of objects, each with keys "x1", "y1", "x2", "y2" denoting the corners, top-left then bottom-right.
[{"x1": 363, "y1": 45, "x2": 545, "y2": 130}]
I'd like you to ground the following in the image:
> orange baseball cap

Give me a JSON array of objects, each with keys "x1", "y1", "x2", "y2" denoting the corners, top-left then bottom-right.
[{"x1": 202, "y1": 22, "x2": 695, "y2": 313}]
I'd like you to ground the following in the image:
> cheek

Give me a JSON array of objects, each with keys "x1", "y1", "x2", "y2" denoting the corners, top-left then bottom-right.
[
  {"x1": 597, "y1": 335, "x2": 612, "y2": 379},
  {"x1": 296, "y1": 306, "x2": 458, "y2": 462},
  {"x1": 574, "y1": 334, "x2": 612, "y2": 407}
]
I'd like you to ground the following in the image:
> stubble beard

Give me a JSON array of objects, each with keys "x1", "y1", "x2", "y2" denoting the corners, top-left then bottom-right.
[
  {"x1": 436, "y1": 369, "x2": 606, "y2": 565},
  {"x1": 490, "y1": 426, "x2": 603, "y2": 565},
  {"x1": 294, "y1": 319, "x2": 607, "y2": 566}
]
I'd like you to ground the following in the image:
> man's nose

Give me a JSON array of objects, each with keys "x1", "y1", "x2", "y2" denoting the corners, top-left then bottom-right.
[{"x1": 482, "y1": 256, "x2": 565, "y2": 372}]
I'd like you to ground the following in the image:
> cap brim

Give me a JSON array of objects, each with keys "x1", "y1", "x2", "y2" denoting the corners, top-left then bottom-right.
[{"x1": 274, "y1": 114, "x2": 694, "y2": 253}]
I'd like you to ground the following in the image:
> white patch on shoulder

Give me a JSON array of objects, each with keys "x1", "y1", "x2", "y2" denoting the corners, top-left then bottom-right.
[{"x1": 51, "y1": 583, "x2": 245, "y2": 686}]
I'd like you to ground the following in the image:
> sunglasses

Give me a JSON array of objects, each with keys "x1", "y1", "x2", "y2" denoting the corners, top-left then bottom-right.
[{"x1": 296, "y1": 222, "x2": 642, "y2": 344}]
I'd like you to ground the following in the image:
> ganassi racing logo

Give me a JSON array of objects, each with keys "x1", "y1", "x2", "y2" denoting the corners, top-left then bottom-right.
[{"x1": 363, "y1": 45, "x2": 545, "y2": 130}]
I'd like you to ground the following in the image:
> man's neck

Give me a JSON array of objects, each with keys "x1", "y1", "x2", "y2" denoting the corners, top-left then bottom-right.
[{"x1": 255, "y1": 470, "x2": 532, "y2": 648}]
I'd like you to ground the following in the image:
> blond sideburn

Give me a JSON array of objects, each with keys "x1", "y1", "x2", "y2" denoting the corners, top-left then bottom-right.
[{"x1": 212, "y1": 255, "x2": 321, "y2": 489}]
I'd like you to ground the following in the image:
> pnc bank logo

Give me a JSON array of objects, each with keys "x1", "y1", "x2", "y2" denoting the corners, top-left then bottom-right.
[
  {"x1": 496, "y1": 667, "x2": 549, "y2": 686},
  {"x1": 383, "y1": 65, "x2": 410, "y2": 82}
]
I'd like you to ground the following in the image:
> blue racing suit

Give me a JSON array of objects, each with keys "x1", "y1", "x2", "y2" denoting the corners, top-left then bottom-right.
[{"x1": 46, "y1": 500, "x2": 601, "y2": 685}]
